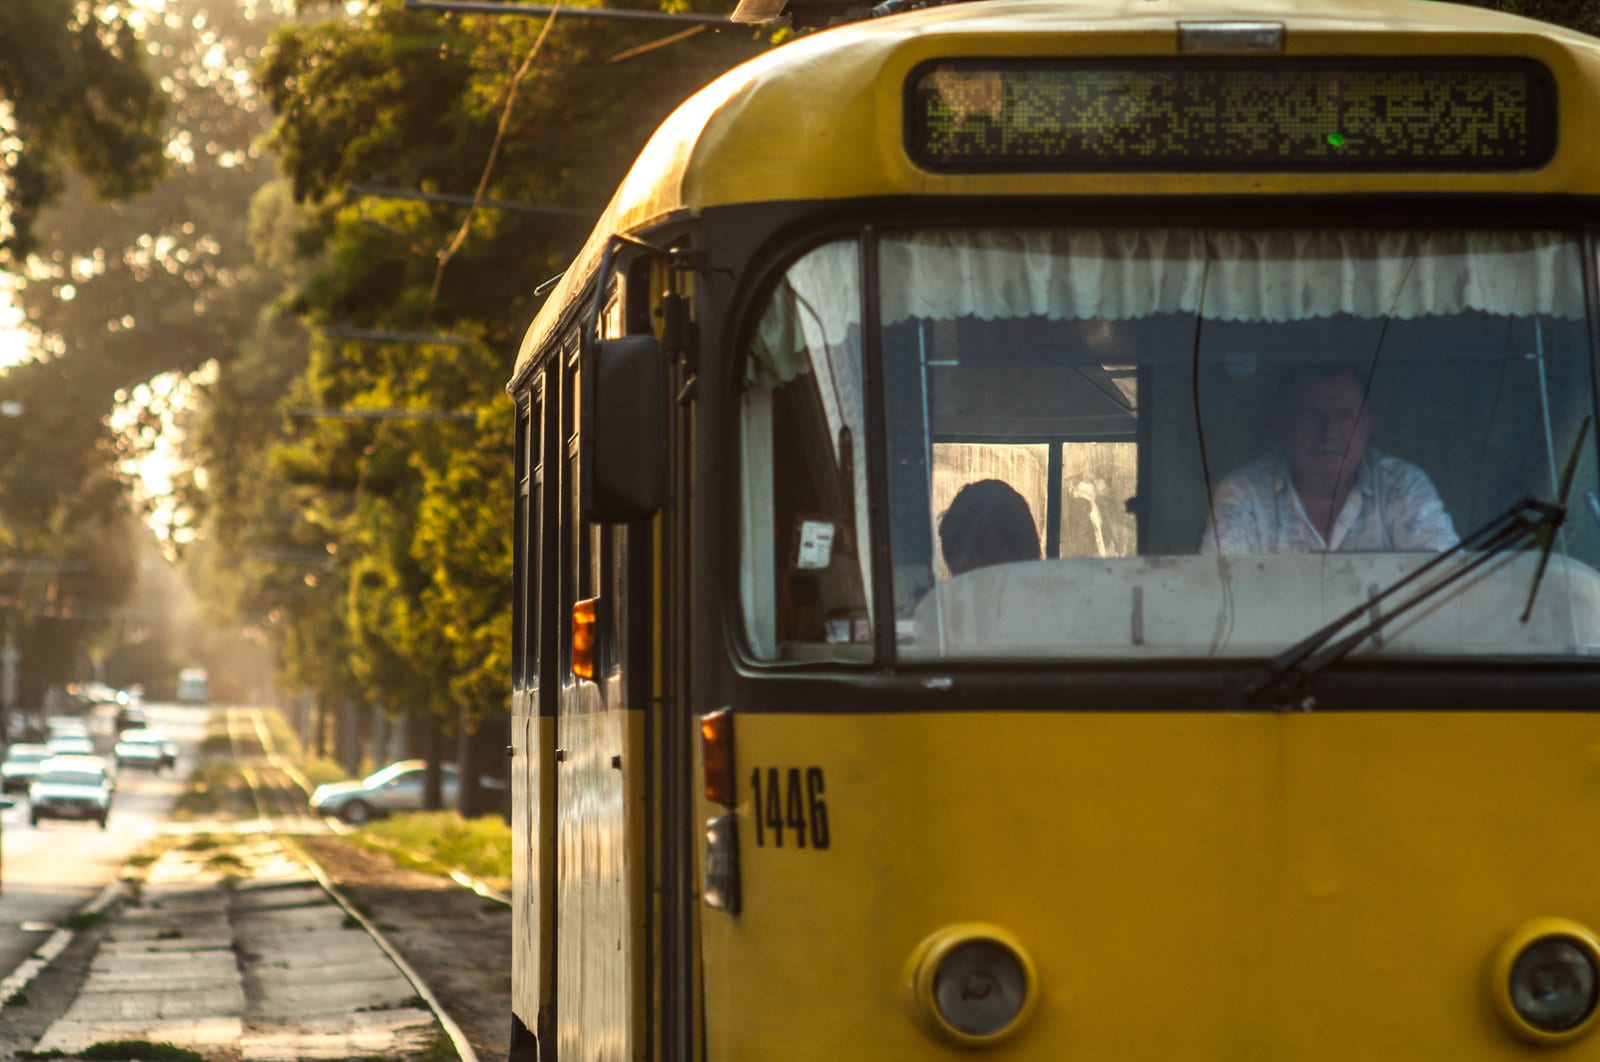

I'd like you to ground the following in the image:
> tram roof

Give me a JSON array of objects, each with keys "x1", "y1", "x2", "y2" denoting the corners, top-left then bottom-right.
[{"x1": 511, "y1": 0, "x2": 1600, "y2": 382}]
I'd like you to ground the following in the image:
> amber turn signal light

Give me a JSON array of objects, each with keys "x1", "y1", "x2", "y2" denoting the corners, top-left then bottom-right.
[
  {"x1": 700, "y1": 708, "x2": 735, "y2": 806},
  {"x1": 572, "y1": 598, "x2": 598, "y2": 680}
]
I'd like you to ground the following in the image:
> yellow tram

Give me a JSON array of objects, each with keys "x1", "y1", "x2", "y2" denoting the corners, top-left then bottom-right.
[{"x1": 505, "y1": 0, "x2": 1600, "y2": 1056}]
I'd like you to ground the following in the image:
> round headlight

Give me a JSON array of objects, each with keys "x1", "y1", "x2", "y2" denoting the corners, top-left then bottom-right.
[
  {"x1": 933, "y1": 940, "x2": 1027, "y2": 1036},
  {"x1": 1511, "y1": 937, "x2": 1598, "y2": 1033},
  {"x1": 1493, "y1": 919, "x2": 1600, "y2": 1045},
  {"x1": 909, "y1": 925, "x2": 1037, "y2": 1047}
]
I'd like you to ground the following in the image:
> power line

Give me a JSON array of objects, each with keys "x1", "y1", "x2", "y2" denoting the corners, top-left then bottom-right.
[
  {"x1": 287, "y1": 407, "x2": 477, "y2": 422},
  {"x1": 349, "y1": 184, "x2": 597, "y2": 218},
  {"x1": 319, "y1": 326, "x2": 470, "y2": 346},
  {"x1": 404, "y1": 0, "x2": 734, "y2": 23}
]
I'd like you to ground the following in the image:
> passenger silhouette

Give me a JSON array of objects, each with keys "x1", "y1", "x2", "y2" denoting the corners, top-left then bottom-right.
[{"x1": 939, "y1": 479, "x2": 1042, "y2": 575}]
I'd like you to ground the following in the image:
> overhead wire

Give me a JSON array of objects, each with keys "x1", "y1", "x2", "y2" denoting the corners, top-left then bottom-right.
[{"x1": 425, "y1": 3, "x2": 564, "y2": 322}]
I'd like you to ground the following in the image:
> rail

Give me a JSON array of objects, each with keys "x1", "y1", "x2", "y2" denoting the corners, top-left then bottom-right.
[{"x1": 223, "y1": 707, "x2": 481, "y2": 1062}]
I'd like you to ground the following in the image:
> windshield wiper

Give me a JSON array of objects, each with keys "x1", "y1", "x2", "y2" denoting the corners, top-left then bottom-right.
[
  {"x1": 1518, "y1": 416, "x2": 1592, "y2": 624},
  {"x1": 1244, "y1": 419, "x2": 1589, "y2": 710},
  {"x1": 1243, "y1": 497, "x2": 1566, "y2": 709}
]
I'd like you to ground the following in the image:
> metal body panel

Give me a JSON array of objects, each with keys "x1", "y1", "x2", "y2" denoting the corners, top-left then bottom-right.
[
  {"x1": 509, "y1": 692, "x2": 551, "y2": 1039},
  {"x1": 555, "y1": 674, "x2": 646, "y2": 1060},
  {"x1": 697, "y1": 709, "x2": 1600, "y2": 1058}
]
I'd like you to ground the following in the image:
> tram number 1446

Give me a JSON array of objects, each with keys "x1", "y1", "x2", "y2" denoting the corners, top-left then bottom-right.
[{"x1": 750, "y1": 767, "x2": 830, "y2": 850}]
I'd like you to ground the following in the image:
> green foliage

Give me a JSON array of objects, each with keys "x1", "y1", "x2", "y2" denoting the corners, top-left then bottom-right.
[
  {"x1": 360, "y1": 808, "x2": 512, "y2": 891},
  {"x1": 0, "y1": 0, "x2": 167, "y2": 262},
  {"x1": 79, "y1": 1040, "x2": 206, "y2": 1061},
  {"x1": 1456, "y1": 0, "x2": 1600, "y2": 36},
  {"x1": 59, "y1": 910, "x2": 108, "y2": 931},
  {"x1": 1, "y1": 0, "x2": 289, "y2": 700},
  {"x1": 217, "y1": 0, "x2": 768, "y2": 767}
]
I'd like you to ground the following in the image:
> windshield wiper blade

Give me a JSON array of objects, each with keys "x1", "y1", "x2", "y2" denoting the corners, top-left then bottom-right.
[
  {"x1": 1243, "y1": 495, "x2": 1567, "y2": 710},
  {"x1": 1520, "y1": 416, "x2": 1592, "y2": 623},
  {"x1": 1247, "y1": 417, "x2": 1591, "y2": 710}
]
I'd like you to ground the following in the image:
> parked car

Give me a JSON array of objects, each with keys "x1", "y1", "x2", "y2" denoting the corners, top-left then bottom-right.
[
  {"x1": 7, "y1": 711, "x2": 43, "y2": 743},
  {"x1": 47, "y1": 733, "x2": 96, "y2": 758},
  {"x1": 45, "y1": 716, "x2": 89, "y2": 739},
  {"x1": 176, "y1": 667, "x2": 209, "y2": 704},
  {"x1": 310, "y1": 760, "x2": 460, "y2": 824},
  {"x1": 114, "y1": 729, "x2": 176, "y2": 772},
  {"x1": 1, "y1": 743, "x2": 52, "y2": 794},
  {"x1": 114, "y1": 705, "x2": 148, "y2": 732},
  {"x1": 29, "y1": 756, "x2": 114, "y2": 828}
]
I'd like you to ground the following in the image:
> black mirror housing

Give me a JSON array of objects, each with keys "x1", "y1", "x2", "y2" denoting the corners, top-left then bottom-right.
[{"x1": 583, "y1": 335, "x2": 667, "y2": 522}]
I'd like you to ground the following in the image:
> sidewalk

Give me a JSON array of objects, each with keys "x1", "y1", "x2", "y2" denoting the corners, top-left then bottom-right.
[{"x1": 31, "y1": 833, "x2": 445, "y2": 1061}]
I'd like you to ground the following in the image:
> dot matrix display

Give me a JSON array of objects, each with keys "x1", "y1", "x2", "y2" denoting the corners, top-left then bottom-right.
[{"x1": 908, "y1": 59, "x2": 1555, "y2": 172}]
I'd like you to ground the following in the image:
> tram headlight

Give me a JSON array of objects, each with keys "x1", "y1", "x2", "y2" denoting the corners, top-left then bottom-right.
[
  {"x1": 1493, "y1": 919, "x2": 1600, "y2": 1044},
  {"x1": 909, "y1": 925, "x2": 1037, "y2": 1047}
]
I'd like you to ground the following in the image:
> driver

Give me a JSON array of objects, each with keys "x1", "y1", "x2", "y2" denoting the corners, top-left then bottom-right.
[{"x1": 1200, "y1": 363, "x2": 1459, "y2": 554}]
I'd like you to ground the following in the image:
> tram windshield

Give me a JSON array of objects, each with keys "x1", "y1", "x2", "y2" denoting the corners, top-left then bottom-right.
[{"x1": 739, "y1": 227, "x2": 1600, "y2": 664}]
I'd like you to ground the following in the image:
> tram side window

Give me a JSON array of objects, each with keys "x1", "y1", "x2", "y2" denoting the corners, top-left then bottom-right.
[
  {"x1": 513, "y1": 391, "x2": 542, "y2": 688},
  {"x1": 739, "y1": 241, "x2": 871, "y2": 662}
]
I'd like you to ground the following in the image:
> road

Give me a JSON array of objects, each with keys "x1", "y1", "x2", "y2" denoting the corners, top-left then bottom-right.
[{"x1": 0, "y1": 701, "x2": 205, "y2": 989}]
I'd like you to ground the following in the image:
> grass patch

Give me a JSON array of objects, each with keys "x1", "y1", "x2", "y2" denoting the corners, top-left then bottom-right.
[
  {"x1": 206, "y1": 851, "x2": 245, "y2": 870},
  {"x1": 358, "y1": 811, "x2": 511, "y2": 893},
  {"x1": 80, "y1": 1041, "x2": 207, "y2": 1061},
  {"x1": 255, "y1": 708, "x2": 349, "y2": 787},
  {"x1": 59, "y1": 911, "x2": 107, "y2": 932},
  {"x1": 170, "y1": 764, "x2": 254, "y2": 819},
  {"x1": 412, "y1": 1029, "x2": 460, "y2": 1061}
]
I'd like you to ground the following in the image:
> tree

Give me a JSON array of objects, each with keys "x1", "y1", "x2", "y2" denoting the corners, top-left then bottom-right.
[
  {"x1": 0, "y1": 0, "x2": 167, "y2": 263},
  {"x1": 1, "y1": 0, "x2": 288, "y2": 701},
  {"x1": 235, "y1": 0, "x2": 767, "y2": 809}
]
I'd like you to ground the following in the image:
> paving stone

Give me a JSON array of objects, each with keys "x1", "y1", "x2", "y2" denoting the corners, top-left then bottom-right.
[{"x1": 29, "y1": 835, "x2": 446, "y2": 1061}]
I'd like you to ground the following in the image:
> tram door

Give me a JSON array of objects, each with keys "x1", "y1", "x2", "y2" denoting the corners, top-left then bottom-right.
[
  {"x1": 552, "y1": 326, "x2": 649, "y2": 1058},
  {"x1": 512, "y1": 372, "x2": 558, "y2": 1053}
]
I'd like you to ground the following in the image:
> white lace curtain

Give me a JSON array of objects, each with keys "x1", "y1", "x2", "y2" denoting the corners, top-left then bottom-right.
[{"x1": 750, "y1": 228, "x2": 1584, "y2": 384}]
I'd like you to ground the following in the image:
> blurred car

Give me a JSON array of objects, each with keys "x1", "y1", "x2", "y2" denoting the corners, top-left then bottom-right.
[
  {"x1": 310, "y1": 760, "x2": 460, "y2": 824},
  {"x1": 47, "y1": 733, "x2": 97, "y2": 758},
  {"x1": 115, "y1": 705, "x2": 148, "y2": 732},
  {"x1": 73, "y1": 681, "x2": 127, "y2": 705},
  {"x1": 7, "y1": 711, "x2": 43, "y2": 743},
  {"x1": 46, "y1": 716, "x2": 88, "y2": 739},
  {"x1": 1, "y1": 743, "x2": 52, "y2": 794},
  {"x1": 29, "y1": 756, "x2": 113, "y2": 828},
  {"x1": 114, "y1": 729, "x2": 177, "y2": 772}
]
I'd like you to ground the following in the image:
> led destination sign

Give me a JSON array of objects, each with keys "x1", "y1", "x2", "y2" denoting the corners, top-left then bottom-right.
[{"x1": 908, "y1": 59, "x2": 1556, "y2": 172}]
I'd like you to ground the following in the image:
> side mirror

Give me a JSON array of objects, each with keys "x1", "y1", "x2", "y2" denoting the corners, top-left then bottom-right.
[{"x1": 584, "y1": 335, "x2": 667, "y2": 522}]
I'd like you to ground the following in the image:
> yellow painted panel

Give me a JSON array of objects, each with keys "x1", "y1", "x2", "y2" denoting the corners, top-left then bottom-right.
[{"x1": 700, "y1": 710, "x2": 1600, "y2": 1059}]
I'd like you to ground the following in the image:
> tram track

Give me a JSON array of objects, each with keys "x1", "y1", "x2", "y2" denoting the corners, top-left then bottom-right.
[{"x1": 222, "y1": 706, "x2": 482, "y2": 1062}]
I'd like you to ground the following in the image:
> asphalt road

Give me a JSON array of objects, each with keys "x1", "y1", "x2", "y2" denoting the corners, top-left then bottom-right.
[{"x1": 0, "y1": 701, "x2": 206, "y2": 990}]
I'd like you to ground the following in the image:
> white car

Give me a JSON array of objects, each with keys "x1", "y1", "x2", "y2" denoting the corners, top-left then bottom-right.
[
  {"x1": 29, "y1": 756, "x2": 114, "y2": 828},
  {"x1": 310, "y1": 760, "x2": 460, "y2": 824},
  {"x1": 1, "y1": 743, "x2": 51, "y2": 794},
  {"x1": 47, "y1": 733, "x2": 96, "y2": 758},
  {"x1": 114, "y1": 729, "x2": 177, "y2": 772},
  {"x1": 45, "y1": 716, "x2": 89, "y2": 739}
]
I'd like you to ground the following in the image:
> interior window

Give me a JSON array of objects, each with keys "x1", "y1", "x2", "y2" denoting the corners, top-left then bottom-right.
[{"x1": 739, "y1": 241, "x2": 871, "y2": 663}]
